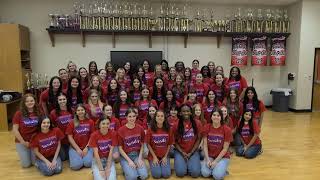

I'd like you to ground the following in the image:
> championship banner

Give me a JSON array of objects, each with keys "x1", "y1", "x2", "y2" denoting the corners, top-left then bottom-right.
[
  {"x1": 231, "y1": 36, "x2": 248, "y2": 66},
  {"x1": 252, "y1": 36, "x2": 267, "y2": 66},
  {"x1": 270, "y1": 36, "x2": 286, "y2": 66}
]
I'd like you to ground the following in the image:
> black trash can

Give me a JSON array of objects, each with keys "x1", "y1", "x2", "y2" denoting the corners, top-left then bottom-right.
[{"x1": 270, "y1": 88, "x2": 292, "y2": 112}]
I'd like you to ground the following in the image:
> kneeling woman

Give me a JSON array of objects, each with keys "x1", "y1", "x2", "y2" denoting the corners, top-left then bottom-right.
[
  {"x1": 146, "y1": 110, "x2": 173, "y2": 179},
  {"x1": 174, "y1": 104, "x2": 202, "y2": 178},
  {"x1": 118, "y1": 108, "x2": 148, "y2": 180},
  {"x1": 236, "y1": 110, "x2": 262, "y2": 159},
  {"x1": 66, "y1": 104, "x2": 95, "y2": 170},
  {"x1": 201, "y1": 109, "x2": 232, "y2": 180},
  {"x1": 30, "y1": 117, "x2": 64, "y2": 176},
  {"x1": 90, "y1": 117, "x2": 117, "y2": 180}
]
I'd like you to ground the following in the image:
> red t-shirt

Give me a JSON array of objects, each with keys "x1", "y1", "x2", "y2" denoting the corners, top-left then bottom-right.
[
  {"x1": 117, "y1": 79, "x2": 130, "y2": 92},
  {"x1": 106, "y1": 90, "x2": 118, "y2": 107},
  {"x1": 117, "y1": 103, "x2": 131, "y2": 125},
  {"x1": 109, "y1": 116, "x2": 121, "y2": 131},
  {"x1": 202, "y1": 101, "x2": 221, "y2": 123},
  {"x1": 39, "y1": 89, "x2": 56, "y2": 113},
  {"x1": 172, "y1": 85, "x2": 188, "y2": 104},
  {"x1": 203, "y1": 77, "x2": 214, "y2": 86},
  {"x1": 226, "y1": 76, "x2": 248, "y2": 95},
  {"x1": 166, "y1": 79, "x2": 175, "y2": 90},
  {"x1": 131, "y1": 89, "x2": 142, "y2": 102},
  {"x1": 66, "y1": 119, "x2": 95, "y2": 149},
  {"x1": 13, "y1": 111, "x2": 39, "y2": 143},
  {"x1": 62, "y1": 81, "x2": 68, "y2": 92},
  {"x1": 191, "y1": 68, "x2": 200, "y2": 81},
  {"x1": 238, "y1": 121, "x2": 261, "y2": 145},
  {"x1": 85, "y1": 104, "x2": 104, "y2": 123},
  {"x1": 145, "y1": 128, "x2": 174, "y2": 160},
  {"x1": 117, "y1": 125, "x2": 145, "y2": 154},
  {"x1": 173, "y1": 120, "x2": 202, "y2": 154},
  {"x1": 191, "y1": 83, "x2": 209, "y2": 103},
  {"x1": 135, "y1": 99, "x2": 158, "y2": 121},
  {"x1": 210, "y1": 84, "x2": 229, "y2": 103},
  {"x1": 144, "y1": 72, "x2": 155, "y2": 88},
  {"x1": 244, "y1": 100, "x2": 266, "y2": 120},
  {"x1": 49, "y1": 110, "x2": 73, "y2": 144},
  {"x1": 89, "y1": 130, "x2": 117, "y2": 158},
  {"x1": 168, "y1": 116, "x2": 178, "y2": 129},
  {"x1": 30, "y1": 128, "x2": 64, "y2": 158},
  {"x1": 202, "y1": 124, "x2": 232, "y2": 158}
]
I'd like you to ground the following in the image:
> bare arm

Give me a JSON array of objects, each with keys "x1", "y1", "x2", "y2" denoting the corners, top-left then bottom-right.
[
  {"x1": 93, "y1": 147, "x2": 104, "y2": 171},
  {"x1": 12, "y1": 124, "x2": 27, "y2": 145},
  {"x1": 258, "y1": 112, "x2": 264, "y2": 128},
  {"x1": 246, "y1": 134, "x2": 259, "y2": 148},
  {"x1": 52, "y1": 141, "x2": 61, "y2": 162},
  {"x1": 33, "y1": 147, "x2": 50, "y2": 164},
  {"x1": 203, "y1": 137, "x2": 209, "y2": 161},
  {"x1": 213, "y1": 142, "x2": 230, "y2": 163},
  {"x1": 68, "y1": 135, "x2": 81, "y2": 151}
]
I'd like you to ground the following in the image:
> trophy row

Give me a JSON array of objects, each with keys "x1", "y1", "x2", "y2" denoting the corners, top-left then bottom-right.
[
  {"x1": 25, "y1": 73, "x2": 49, "y2": 90},
  {"x1": 48, "y1": 2, "x2": 290, "y2": 33}
]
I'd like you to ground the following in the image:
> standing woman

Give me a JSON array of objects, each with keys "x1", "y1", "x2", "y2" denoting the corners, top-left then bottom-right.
[
  {"x1": 30, "y1": 117, "x2": 64, "y2": 176},
  {"x1": 123, "y1": 61, "x2": 133, "y2": 85},
  {"x1": 226, "y1": 66, "x2": 248, "y2": 99},
  {"x1": 202, "y1": 90, "x2": 220, "y2": 123},
  {"x1": 160, "y1": 59, "x2": 170, "y2": 77},
  {"x1": 134, "y1": 87, "x2": 158, "y2": 123},
  {"x1": 201, "y1": 66, "x2": 214, "y2": 86},
  {"x1": 58, "y1": 68, "x2": 69, "y2": 92},
  {"x1": 39, "y1": 76, "x2": 62, "y2": 116},
  {"x1": 167, "y1": 67, "x2": 177, "y2": 90},
  {"x1": 191, "y1": 59, "x2": 201, "y2": 81},
  {"x1": 201, "y1": 109, "x2": 232, "y2": 180},
  {"x1": 159, "y1": 90, "x2": 180, "y2": 116},
  {"x1": 106, "y1": 79, "x2": 120, "y2": 107},
  {"x1": 50, "y1": 93, "x2": 73, "y2": 161},
  {"x1": 146, "y1": 110, "x2": 173, "y2": 179},
  {"x1": 105, "y1": 61, "x2": 116, "y2": 83},
  {"x1": 207, "y1": 61, "x2": 216, "y2": 78},
  {"x1": 136, "y1": 66, "x2": 147, "y2": 88},
  {"x1": 13, "y1": 94, "x2": 40, "y2": 168},
  {"x1": 102, "y1": 104, "x2": 120, "y2": 132},
  {"x1": 118, "y1": 108, "x2": 148, "y2": 180},
  {"x1": 67, "y1": 61, "x2": 78, "y2": 78},
  {"x1": 184, "y1": 67, "x2": 193, "y2": 90},
  {"x1": 83, "y1": 75, "x2": 106, "y2": 103},
  {"x1": 85, "y1": 89, "x2": 104, "y2": 123},
  {"x1": 151, "y1": 77, "x2": 166, "y2": 106},
  {"x1": 142, "y1": 59, "x2": 154, "y2": 88},
  {"x1": 129, "y1": 77, "x2": 143, "y2": 102},
  {"x1": 191, "y1": 73, "x2": 209, "y2": 104},
  {"x1": 66, "y1": 76, "x2": 83, "y2": 110},
  {"x1": 98, "y1": 69, "x2": 108, "y2": 91},
  {"x1": 215, "y1": 66, "x2": 228, "y2": 82},
  {"x1": 173, "y1": 104, "x2": 202, "y2": 178},
  {"x1": 113, "y1": 90, "x2": 132, "y2": 126},
  {"x1": 89, "y1": 118, "x2": 117, "y2": 180},
  {"x1": 79, "y1": 67, "x2": 90, "y2": 92},
  {"x1": 172, "y1": 74, "x2": 188, "y2": 104},
  {"x1": 242, "y1": 87, "x2": 266, "y2": 127},
  {"x1": 88, "y1": 61, "x2": 99, "y2": 77},
  {"x1": 223, "y1": 89, "x2": 243, "y2": 127},
  {"x1": 211, "y1": 73, "x2": 229, "y2": 104},
  {"x1": 66, "y1": 104, "x2": 95, "y2": 170},
  {"x1": 236, "y1": 110, "x2": 262, "y2": 159},
  {"x1": 115, "y1": 68, "x2": 130, "y2": 92}
]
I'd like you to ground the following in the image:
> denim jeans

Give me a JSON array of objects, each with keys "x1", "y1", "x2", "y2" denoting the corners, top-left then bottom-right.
[
  {"x1": 15, "y1": 143, "x2": 35, "y2": 168},
  {"x1": 232, "y1": 133, "x2": 242, "y2": 147},
  {"x1": 149, "y1": 157, "x2": 171, "y2": 179},
  {"x1": 92, "y1": 158, "x2": 116, "y2": 180},
  {"x1": 69, "y1": 147, "x2": 93, "y2": 170},
  {"x1": 174, "y1": 150, "x2": 201, "y2": 178},
  {"x1": 59, "y1": 144, "x2": 69, "y2": 161},
  {"x1": 120, "y1": 152, "x2": 148, "y2": 180},
  {"x1": 236, "y1": 144, "x2": 262, "y2": 159},
  {"x1": 35, "y1": 156, "x2": 62, "y2": 176},
  {"x1": 201, "y1": 158, "x2": 230, "y2": 180}
]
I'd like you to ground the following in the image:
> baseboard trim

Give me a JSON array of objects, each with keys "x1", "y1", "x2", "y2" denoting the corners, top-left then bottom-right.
[{"x1": 265, "y1": 105, "x2": 312, "y2": 112}]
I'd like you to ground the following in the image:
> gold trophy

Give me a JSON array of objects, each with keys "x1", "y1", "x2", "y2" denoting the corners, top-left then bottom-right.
[
  {"x1": 264, "y1": 9, "x2": 272, "y2": 33},
  {"x1": 25, "y1": 73, "x2": 31, "y2": 90},
  {"x1": 132, "y1": 4, "x2": 138, "y2": 30},
  {"x1": 180, "y1": 5, "x2": 189, "y2": 31},
  {"x1": 245, "y1": 8, "x2": 253, "y2": 32},
  {"x1": 254, "y1": 9, "x2": 263, "y2": 33},
  {"x1": 194, "y1": 8, "x2": 203, "y2": 32},
  {"x1": 149, "y1": 6, "x2": 158, "y2": 31},
  {"x1": 235, "y1": 8, "x2": 243, "y2": 32},
  {"x1": 225, "y1": 11, "x2": 232, "y2": 32},
  {"x1": 282, "y1": 10, "x2": 290, "y2": 33},
  {"x1": 165, "y1": 7, "x2": 170, "y2": 31},
  {"x1": 159, "y1": 5, "x2": 165, "y2": 31}
]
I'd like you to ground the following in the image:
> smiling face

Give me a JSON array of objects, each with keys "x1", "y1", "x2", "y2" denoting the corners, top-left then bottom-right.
[
  {"x1": 220, "y1": 106, "x2": 228, "y2": 119},
  {"x1": 110, "y1": 80, "x2": 117, "y2": 90},
  {"x1": 215, "y1": 74, "x2": 224, "y2": 85},
  {"x1": 176, "y1": 75, "x2": 183, "y2": 84},
  {"x1": 76, "y1": 106, "x2": 86, "y2": 119},
  {"x1": 155, "y1": 79, "x2": 164, "y2": 89},
  {"x1": 92, "y1": 76, "x2": 100, "y2": 87},
  {"x1": 103, "y1": 105, "x2": 113, "y2": 117},
  {"x1": 41, "y1": 118, "x2": 51, "y2": 132},
  {"x1": 57, "y1": 94, "x2": 67, "y2": 108},
  {"x1": 148, "y1": 106, "x2": 157, "y2": 118},
  {"x1": 79, "y1": 68, "x2": 88, "y2": 78},
  {"x1": 215, "y1": 66, "x2": 224, "y2": 74},
  {"x1": 211, "y1": 111, "x2": 222, "y2": 125},
  {"x1": 90, "y1": 92, "x2": 99, "y2": 104},
  {"x1": 231, "y1": 67, "x2": 239, "y2": 77},
  {"x1": 89, "y1": 63, "x2": 97, "y2": 72},
  {"x1": 208, "y1": 91, "x2": 215, "y2": 101},
  {"x1": 25, "y1": 96, "x2": 35, "y2": 110},
  {"x1": 192, "y1": 60, "x2": 199, "y2": 69},
  {"x1": 133, "y1": 79, "x2": 140, "y2": 89},
  {"x1": 196, "y1": 73, "x2": 203, "y2": 83},
  {"x1": 155, "y1": 111, "x2": 165, "y2": 126},
  {"x1": 127, "y1": 112, "x2": 137, "y2": 124},
  {"x1": 244, "y1": 111, "x2": 252, "y2": 121},
  {"x1": 166, "y1": 91, "x2": 173, "y2": 101},
  {"x1": 143, "y1": 61, "x2": 150, "y2": 71},
  {"x1": 169, "y1": 67, "x2": 176, "y2": 77},
  {"x1": 141, "y1": 88, "x2": 149, "y2": 98},
  {"x1": 52, "y1": 78, "x2": 61, "y2": 90},
  {"x1": 180, "y1": 105, "x2": 192, "y2": 120},
  {"x1": 124, "y1": 62, "x2": 131, "y2": 71},
  {"x1": 59, "y1": 69, "x2": 68, "y2": 80},
  {"x1": 68, "y1": 62, "x2": 76, "y2": 72},
  {"x1": 99, "y1": 119, "x2": 110, "y2": 131},
  {"x1": 247, "y1": 90, "x2": 255, "y2": 100},
  {"x1": 161, "y1": 61, "x2": 168, "y2": 70},
  {"x1": 194, "y1": 104, "x2": 202, "y2": 117},
  {"x1": 230, "y1": 90, "x2": 237, "y2": 100},
  {"x1": 71, "y1": 78, "x2": 79, "y2": 88},
  {"x1": 106, "y1": 63, "x2": 113, "y2": 72},
  {"x1": 184, "y1": 68, "x2": 191, "y2": 77},
  {"x1": 99, "y1": 70, "x2": 107, "y2": 80},
  {"x1": 208, "y1": 62, "x2": 215, "y2": 71},
  {"x1": 119, "y1": 91, "x2": 127, "y2": 102}
]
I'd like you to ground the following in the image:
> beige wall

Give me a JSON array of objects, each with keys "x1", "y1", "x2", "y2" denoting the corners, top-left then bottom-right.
[{"x1": 0, "y1": 0, "x2": 298, "y2": 106}]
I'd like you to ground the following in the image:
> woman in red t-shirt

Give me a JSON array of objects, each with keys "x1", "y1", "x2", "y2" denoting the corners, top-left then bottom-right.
[
  {"x1": 211, "y1": 73, "x2": 229, "y2": 104},
  {"x1": 89, "y1": 118, "x2": 118, "y2": 180},
  {"x1": 66, "y1": 104, "x2": 95, "y2": 170},
  {"x1": 242, "y1": 87, "x2": 266, "y2": 127},
  {"x1": 226, "y1": 66, "x2": 248, "y2": 99},
  {"x1": 78, "y1": 67, "x2": 90, "y2": 92},
  {"x1": 223, "y1": 88, "x2": 243, "y2": 127},
  {"x1": 191, "y1": 73, "x2": 209, "y2": 104},
  {"x1": 85, "y1": 89, "x2": 104, "y2": 123},
  {"x1": 118, "y1": 108, "x2": 148, "y2": 180},
  {"x1": 201, "y1": 109, "x2": 232, "y2": 179},
  {"x1": 129, "y1": 77, "x2": 143, "y2": 102},
  {"x1": 13, "y1": 94, "x2": 41, "y2": 168},
  {"x1": 146, "y1": 110, "x2": 173, "y2": 179},
  {"x1": 83, "y1": 75, "x2": 106, "y2": 103},
  {"x1": 58, "y1": 68, "x2": 69, "y2": 93},
  {"x1": 202, "y1": 90, "x2": 221, "y2": 123},
  {"x1": 192, "y1": 103, "x2": 205, "y2": 125},
  {"x1": 66, "y1": 61, "x2": 78, "y2": 78},
  {"x1": 236, "y1": 110, "x2": 262, "y2": 159},
  {"x1": 173, "y1": 104, "x2": 202, "y2": 178},
  {"x1": 106, "y1": 79, "x2": 120, "y2": 107},
  {"x1": 142, "y1": 60, "x2": 154, "y2": 89},
  {"x1": 115, "y1": 68, "x2": 131, "y2": 92},
  {"x1": 191, "y1": 59, "x2": 200, "y2": 82},
  {"x1": 184, "y1": 88, "x2": 198, "y2": 107},
  {"x1": 113, "y1": 90, "x2": 132, "y2": 126},
  {"x1": 159, "y1": 90, "x2": 181, "y2": 117},
  {"x1": 167, "y1": 67, "x2": 177, "y2": 90},
  {"x1": 184, "y1": 67, "x2": 193, "y2": 90},
  {"x1": 172, "y1": 74, "x2": 188, "y2": 104},
  {"x1": 105, "y1": 61, "x2": 116, "y2": 83},
  {"x1": 66, "y1": 76, "x2": 83, "y2": 111},
  {"x1": 98, "y1": 69, "x2": 108, "y2": 91},
  {"x1": 220, "y1": 106, "x2": 235, "y2": 135},
  {"x1": 134, "y1": 87, "x2": 158, "y2": 124},
  {"x1": 39, "y1": 76, "x2": 62, "y2": 116},
  {"x1": 151, "y1": 77, "x2": 166, "y2": 106},
  {"x1": 49, "y1": 93, "x2": 73, "y2": 161},
  {"x1": 30, "y1": 117, "x2": 64, "y2": 176}
]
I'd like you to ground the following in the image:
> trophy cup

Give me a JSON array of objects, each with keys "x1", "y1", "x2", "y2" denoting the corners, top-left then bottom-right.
[
  {"x1": 202, "y1": 9, "x2": 211, "y2": 32},
  {"x1": 173, "y1": 7, "x2": 180, "y2": 31},
  {"x1": 132, "y1": 3, "x2": 138, "y2": 31},
  {"x1": 25, "y1": 73, "x2": 31, "y2": 90},
  {"x1": 282, "y1": 10, "x2": 290, "y2": 33},
  {"x1": 194, "y1": 8, "x2": 203, "y2": 32},
  {"x1": 264, "y1": 9, "x2": 272, "y2": 33},
  {"x1": 180, "y1": 5, "x2": 189, "y2": 31},
  {"x1": 44, "y1": 74, "x2": 49, "y2": 88},
  {"x1": 225, "y1": 11, "x2": 232, "y2": 32},
  {"x1": 254, "y1": 9, "x2": 263, "y2": 33},
  {"x1": 149, "y1": 6, "x2": 158, "y2": 31},
  {"x1": 164, "y1": 7, "x2": 170, "y2": 31},
  {"x1": 274, "y1": 9, "x2": 281, "y2": 33},
  {"x1": 48, "y1": 14, "x2": 56, "y2": 28},
  {"x1": 235, "y1": 8, "x2": 243, "y2": 32},
  {"x1": 122, "y1": 3, "x2": 129, "y2": 30},
  {"x1": 245, "y1": 8, "x2": 253, "y2": 32},
  {"x1": 141, "y1": 4, "x2": 148, "y2": 31}
]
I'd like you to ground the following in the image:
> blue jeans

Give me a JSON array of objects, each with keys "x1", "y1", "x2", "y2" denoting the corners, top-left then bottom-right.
[
  {"x1": 232, "y1": 133, "x2": 242, "y2": 147},
  {"x1": 35, "y1": 156, "x2": 62, "y2": 176},
  {"x1": 149, "y1": 157, "x2": 171, "y2": 179},
  {"x1": 174, "y1": 150, "x2": 201, "y2": 177},
  {"x1": 59, "y1": 144, "x2": 69, "y2": 161},
  {"x1": 15, "y1": 143, "x2": 35, "y2": 168},
  {"x1": 120, "y1": 152, "x2": 148, "y2": 180},
  {"x1": 201, "y1": 158, "x2": 230, "y2": 180},
  {"x1": 92, "y1": 158, "x2": 116, "y2": 180},
  {"x1": 69, "y1": 147, "x2": 93, "y2": 170},
  {"x1": 236, "y1": 144, "x2": 262, "y2": 159}
]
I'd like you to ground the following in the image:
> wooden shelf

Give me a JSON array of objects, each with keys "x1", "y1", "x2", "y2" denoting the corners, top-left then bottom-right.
[{"x1": 46, "y1": 28, "x2": 291, "y2": 48}]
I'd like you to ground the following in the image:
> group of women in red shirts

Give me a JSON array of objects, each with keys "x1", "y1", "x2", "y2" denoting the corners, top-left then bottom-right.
[{"x1": 12, "y1": 59, "x2": 266, "y2": 179}]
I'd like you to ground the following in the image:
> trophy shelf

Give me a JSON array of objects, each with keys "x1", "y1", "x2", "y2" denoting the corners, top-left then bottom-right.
[{"x1": 46, "y1": 28, "x2": 291, "y2": 48}]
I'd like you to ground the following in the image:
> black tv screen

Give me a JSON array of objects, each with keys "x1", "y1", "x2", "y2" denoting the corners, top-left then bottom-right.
[{"x1": 110, "y1": 51, "x2": 163, "y2": 72}]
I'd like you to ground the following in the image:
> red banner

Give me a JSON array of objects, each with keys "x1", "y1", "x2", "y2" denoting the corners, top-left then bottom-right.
[
  {"x1": 231, "y1": 36, "x2": 248, "y2": 66},
  {"x1": 270, "y1": 36, "x2": 286, "y2": 66},
  {"x1": 252, "y1": 36, "x2": 267, "y2": 66}
]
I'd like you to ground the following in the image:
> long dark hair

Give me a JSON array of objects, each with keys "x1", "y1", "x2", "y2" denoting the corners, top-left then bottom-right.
[
  {"x1": 150, "y1": 110, "x2": 170, "y2": 132},
  {"x1": 48, "y1": 76, "x2": 62, "y2": 106},
  {"x1": 88, "y1": 61, "x2": 98, "y2": 76},
  {"x1": 201, "y1": 66, "x2": 210, "y2": 78},
  {"x1": 229, "y1": 66, "x2": 241, "y2": 81},
  {"x1": 243, "y1": 86, "x2": 260, "y2": 112},
  {"x1": 113, "y1": 90, "x2": 131, "y2": 119},
  {"x1": 55, "y1": 92, "x2": 72, "y2": 116},
  {"x1": 152, "y1": 77, "x2": 166, "y2": 104},
  {"x1": 147, "y1": 104, "x2": 158, "y2": 125},
  {"x1": 204, "y1": 90, "x2": 219, "y2": 108},
  {"x1": 37, "y1": 116, "x2": 53, "y2": 131},
  {"x1": 177, "y1": 104, "x2": 198, "y2": 140},
  {"x1": 129, "y1": 77, "x2": 142, "y2": 101},
  {"x1": 67, "y1": 76, "x2": 83, "y2": 106},
  {"x1": 160, "y1": 59, "x2": 169, "y2": 72},
  {"x1": 226, "y1": 88, "x2": 240, "y2": 119},
  {"x1": 237, "y1": 110, "x2": 254, "y2": 136},
  {"x1": 210, "y1": 108, "x2": 224, "y2": 125},
  {"x1": 142, "y1": 59, "x2": 152, "y2": 72}
]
